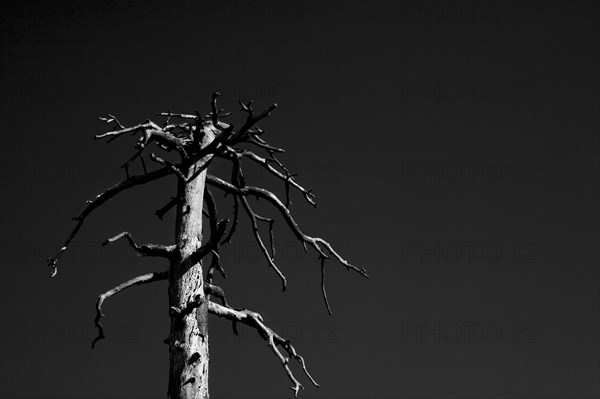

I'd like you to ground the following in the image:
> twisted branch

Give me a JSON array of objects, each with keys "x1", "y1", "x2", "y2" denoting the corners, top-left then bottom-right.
[
  {"x1": 204, "y1": 282, "x2": 230, "y2": 307},
  {"x1": 207, "y1": 175, "x2": 368, "y2": 276},
  {"x1": 92, "y1": 271, "x2": 168, "y2": 348},
  {"x1": 102, "y1": 231, "x2": 175, "y2": 258},
  {"x1": 206, "y1": 174, "x2": 368, "y2": 312},
  {"x1": 154, "y1": 196, "x2": 180, "y2": 220},
  {"x1": 225, "y1": 147, "x2": 317, "y2": 207},
  {"x1": 208, "y1": 301, "x2": 319, "y2": 397},
  {"x1": 51, "y1": 94, "x2": 366, "y2": 398},
  {"x1": 47, "y1": 167, "x2": 172, "y2": 277}
]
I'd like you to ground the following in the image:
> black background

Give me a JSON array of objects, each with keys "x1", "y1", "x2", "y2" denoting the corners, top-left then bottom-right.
[{"x1": 1, "y1": 1, "x2": 599, "y2": 398}]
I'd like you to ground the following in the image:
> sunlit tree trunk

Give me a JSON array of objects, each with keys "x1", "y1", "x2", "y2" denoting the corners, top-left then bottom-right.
[{"x1": 167, "y1": 132, "x2": 215, "y2": 399}]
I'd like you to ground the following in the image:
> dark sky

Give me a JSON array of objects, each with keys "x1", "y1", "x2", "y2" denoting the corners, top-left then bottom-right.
[{"x1": 1, "y1": 1, "x2": 599, "y2": 398}]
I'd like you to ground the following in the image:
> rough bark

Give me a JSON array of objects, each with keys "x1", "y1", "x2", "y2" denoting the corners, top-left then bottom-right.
[
  {"x1": 49, "y1": 95, "x2": 368, "y2": 399},
  {"x1": 167, "y1": 128, "x2": 216, "y2": 399}
]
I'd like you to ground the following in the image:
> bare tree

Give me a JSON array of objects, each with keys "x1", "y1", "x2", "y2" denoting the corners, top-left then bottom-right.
[{"x1": 47, "y1": 93, "x2": 369, "y2": 399}]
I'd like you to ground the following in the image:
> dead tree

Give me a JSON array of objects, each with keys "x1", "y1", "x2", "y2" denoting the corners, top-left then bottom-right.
[{"x1": 47, "y1": 93, "x2": 369, "y2": 399}]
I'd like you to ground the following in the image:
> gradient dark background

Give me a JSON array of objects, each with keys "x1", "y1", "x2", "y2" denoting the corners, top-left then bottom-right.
[{"x1": 1, "y1": 1, "x2": 599, "y2": 398}]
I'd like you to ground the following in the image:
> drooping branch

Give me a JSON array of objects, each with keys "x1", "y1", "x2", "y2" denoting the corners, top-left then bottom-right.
[
  {"x1": 206, "y1": 175, "x2": 369, "y2": 277},
  {"x1": 204, "y1": 282, "x2": 230, "y2": 307},
  {"x1": 219, "y1": 150, "x2": 246, "y2": 244},
  {"x1": 217, "y1": 149, "x2": 286, "y2": 288},
  {"x1": 92, "y1": 271, "x2": 168, "y2": 348},
  {"x1": 319, "y1": 256, "x2": 332, "y2": 316},
  {"x1": 47, "y1": 167, "x2": 173, "y2": 277},
  {"x1": 154, "y1": 196, "x2": 180, "y2": 220},
  {"x1": 206, "y1": 174, "x2": 368, "y2": 312},
  {"x1": 240, "y1": 195, "x2": 286, "y2": 290},
  {"x1": 223, "y1": 147, "x2": 317, "y2": 207},
  {"x1": 50, "y1": 93, "x2": 366, "y2": 398},
  {"x1": 121, "y1": 148, "x2": 147, "y2": 178},
  {"x1": 221, "y1": 194, "x2": 239, "y2": 244},
  {"x1": 208, "y1": 301, "x2": 319, "y2": 397},
  {"x1": 102, "y1": 231, "x2": 175, "y2": 258}
]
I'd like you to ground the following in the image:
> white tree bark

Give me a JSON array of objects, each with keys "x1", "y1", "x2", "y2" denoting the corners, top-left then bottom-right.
[
  {"x1": 167, "y1": 128, "x2": 216, "y2": 399},
  {"x1": 49, "y1": 95, "x2": 368, "y2": 399}
]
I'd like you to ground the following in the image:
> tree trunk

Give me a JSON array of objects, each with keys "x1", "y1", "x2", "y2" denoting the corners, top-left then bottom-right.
[{"x1": 167, "y1": 128, "x2": 216, "y2": 399}]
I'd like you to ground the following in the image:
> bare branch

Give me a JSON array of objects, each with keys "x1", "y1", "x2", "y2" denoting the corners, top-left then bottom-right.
[
  {"x1": 267, "y1": 218, "x2": 276, "y2": 259},
  {"x1": 203, "y1": 282, "x2": 230, "y2": 307},
  {"x1": 245, "y1": 137, "x2": 285, "y2": 153},
  {"x1": 95, "y1": 122, "x2": 150, "y2": 140},
  {"x1": 206, "y1": 173, "x2": 367, "y2": 313},
  {"x1": 208, "y1": 302, "x2": 319, "y2": 396},
  {"x1": 221, "y1": 194, "x2": 239, "y2": 244},
  {"x1": 220, "y1": 151, "x2": 285, "y2": 289},
  {"x1": 96, "y1": 120, "x2": 190, "y2": 159},
  {"x1": 229, "y1": 148, "x2": 317, "y2": 207},
  {"x1": 193, "y1": 123, "x2": 234, "y2": 160},
  {"x1": 149, "y1": 153, "x2": 186, "y2": 181},
  {"x1": 102, "y1": 231, "x2": 175, "y2": 258},
  {"x1": 157, "y1": 112, "x2": 197, "y2": 120},
  {"x1": 99, "y1": 114, "x2": 125, "y2": 130},
  {"x1": 155, "y1": 196, "x2": 180, "y2": 220},
  {"x1": 177, "y1": 123, "x2": 235, "y2": 188},
  {"x1": 47, "y1": 167, "x2": 172, "y2": 277},
  {"x1": 320, "y1": 256, "x2": 332, "y2": 316},
  {"x1": 141, "y1": 129, "x2": 189, "y2": 158},
  {"x1": 121, "y1": 148, "x2": 146, "y2": 178},
  {"x1": 206, "y1": 175, "x2": 369, "y2": 278},
  {"x1": 232, "y1": 101, "x2": 278, "y2": 142},
  {"x1": 240, "y1": 195, "x2": 287, "y2": 291},
  {"x1": 92, "y1": 271, "x2": 168, "y2": 348},
  {"x1": 211, "y1": 91, "x2": 220, "y2": 126}
]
